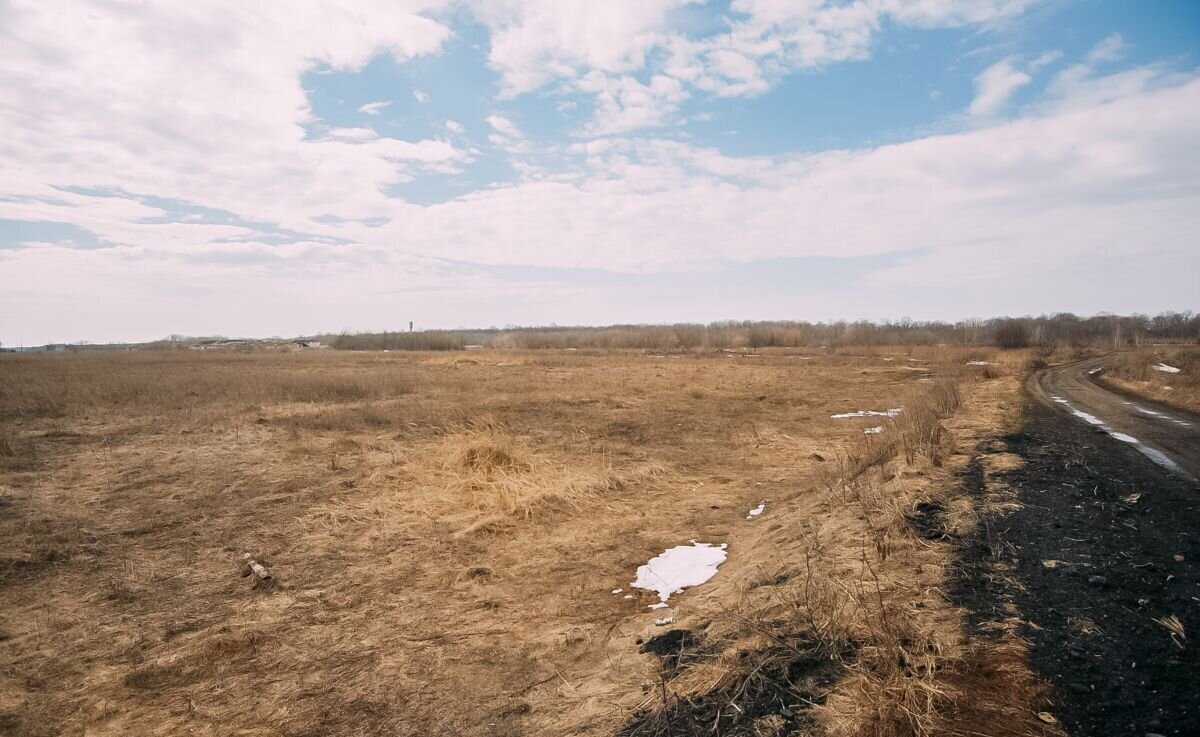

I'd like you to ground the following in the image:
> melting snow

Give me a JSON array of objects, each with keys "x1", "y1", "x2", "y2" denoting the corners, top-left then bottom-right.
[
  {"x1": 966, "y1": 361, "x2": 990, "y2": 366},
  {"x1": 654, "y1": 617, "x2": 675, "y2": 626},
  {"x1": 1088, "y1": 366, "x2": 1104, "y2": 375},
  {"x1": 1130, "y1": 404, "x2": 1192, "y2": 428},
  {"x1": 1070, "y1": 408, "x2": 1105, "y2": 425},
  {"x1": 611, "y1": 588, "x2": 623, "y2": 594},
  {"x1": 864, "y1": 426, "x2": 884, "y2": 435},
  {"x1": 632, "y1": 542, "x2": 728, "y2": 603},
  {"x1": 831, "y1": 408, "x2": 903, "y2": 419},
  {"x1": 1154, "y1": 363, "x2": 1181, "y2": 374},
  {"x1": 647, "y1": 602, "x2": 669, "y2": 610},
  {"x1": 1051, "y1": 396, "x2": 1192, "y2": 479},
  {"x1": 746, "y1": 502, "x2": 766, "y2": 519}
]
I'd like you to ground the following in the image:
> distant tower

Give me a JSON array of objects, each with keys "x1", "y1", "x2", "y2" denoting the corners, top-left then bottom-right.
[{"x1": 409, "y1": 321, "x2": 414, "y2": 333}]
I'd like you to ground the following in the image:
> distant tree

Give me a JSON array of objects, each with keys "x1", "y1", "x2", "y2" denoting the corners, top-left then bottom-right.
[{"x1": 994, "y1": 320, "x2": 1031, "y2": 349}]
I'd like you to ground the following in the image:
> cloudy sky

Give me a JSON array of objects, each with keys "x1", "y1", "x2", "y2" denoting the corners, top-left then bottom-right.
[{"x1": 1, "y1": 0, "x2": 1198, "y2": 344}]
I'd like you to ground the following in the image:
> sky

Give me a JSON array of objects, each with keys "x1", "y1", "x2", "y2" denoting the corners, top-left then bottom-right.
[{"x1": 1, "y1": 0, "x2": 1198, "y2": 345}]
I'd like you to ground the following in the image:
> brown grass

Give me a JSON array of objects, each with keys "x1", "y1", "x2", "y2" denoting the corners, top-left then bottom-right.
[
  {"x1": 0, "y1": 346, "x2": 1052, "y2": 736},
  {"x1": 1101, "y1": 345, "x2": 1200, "y2": 412}
]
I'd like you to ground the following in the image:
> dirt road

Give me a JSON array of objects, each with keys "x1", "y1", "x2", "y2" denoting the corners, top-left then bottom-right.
[
  {"x1": 1029, "y1": 355, "x2": 1200, "y2": 481},
  {"x1": 956, "y1": 358, "x2": 1200, "y2": 736}
]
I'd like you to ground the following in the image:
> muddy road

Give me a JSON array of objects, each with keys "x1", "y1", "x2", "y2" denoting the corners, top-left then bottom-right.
[
  {"x1": 959, "y1": 358, "x2": 1200, "y2": 736},
  {"x1": 1029, "y1": 355, "x2": 1200, "y2": 481}
]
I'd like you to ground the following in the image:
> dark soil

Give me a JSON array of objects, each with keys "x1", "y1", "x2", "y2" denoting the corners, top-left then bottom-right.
[
  {"x1": 618, "y1": 636, "x2": 846, "y2": 737},
  {"x1": 956, "y1": 398, "x2": 1200, "y2": 737}
]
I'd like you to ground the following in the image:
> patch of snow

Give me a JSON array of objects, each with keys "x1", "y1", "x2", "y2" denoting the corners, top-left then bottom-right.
[
  {"x1": 1088, "y1": 366, "x2": 1104, "y2": 375},
  {"x1": 1130, "y1": 404, "x2": 1192, "y2": 427},
  {"x1": 654, "y1": 617, "x2": 675, "y2": 626},
  {"x1": 746, "y1": 502, "x2": 766, "y2": 519},
  {"x1": 966, "y1": 361, "x2": 990, "y2": 366},
  {"x1": 831, "y1": 408, "x2": 902, "y2": 419},
  {"x1": 882, "y1": 357, "x2": 894, "y2": 361},
  {"x1": 631, "y1": 542, "x2": 728, "y2": 603},
  {"x1": 1138, "y1": 446, "x2": 1185, "y2": 475},
  {"x1": 1153, "y1": 363, "x2": 1181, "y2": 374},
  {"x1": 1070, "y1": 408, "x2": 1106, "y2": 425},
  {"x1": 647, "y1": 602, "x2": 669, "y2": 610},
  {"x1": 611, "y1": 588, "x2": 623, "y2": 594},
  {"x1": 864, "y1": 426, "x2": 884, "y2": 435},
  {"x1": 1051, "y1": 396, "x2": 1194, "y2": 480},
  {"x1": 624, "y1": 594, "x2": 633, "y2": 599}
]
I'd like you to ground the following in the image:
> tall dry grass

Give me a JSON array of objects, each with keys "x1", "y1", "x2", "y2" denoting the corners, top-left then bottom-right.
[
  {"x1": 623, "y1": 373, "x2": 1052, "y2": 737},
  {"x1": 1102, "y1": 345, "x2": 1199, "y2": 412},
  {"x1": 0, "y1": 351, "x2": 416, "y2": 421}
]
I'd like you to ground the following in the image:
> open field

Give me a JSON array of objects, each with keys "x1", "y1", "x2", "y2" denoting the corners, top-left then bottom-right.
[{"x1": 0, "y1": 347, "x2": 1065, "y2": 735}]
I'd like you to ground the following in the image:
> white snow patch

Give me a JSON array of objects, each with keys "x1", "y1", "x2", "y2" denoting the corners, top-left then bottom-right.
[
  {"x1": 624, "y1": 594, "x2": 634, "y2": 599},
  {"x1": 1051, "y1": 396, "x2": 1194, "y2": 480},
  {"x1": 612, "y1": 588, "x2": 623, "y2": 594},
  {"x1": 1070, "y1": 408, "x2": 1106, "y2": 426},
  {"x1": 647, "y1": 602, "x2": 669, "y2": 610},
  {"x1": 1139, "y1": 446, "x2": 1184, "y2": 475},
  {"x1": 1131, "y1": 404, "x2": 1192, "y2": 427},
  {"x1": 1154, "y1": 363, "x2": 1181, "y2": 374},
  {"x1": 831, "y1": 408, "x2": 903, "y2": 419},
  {"x1": 632, "y1": 542, "x2": 728, "y2": 603},
  {"x1": 746, "y1": 502, "x2": 766, "y2": 519},
  {"x1": 1088, "y1": 366, "x2": 1104, "y2": 375},
  {"x1": 864, "y1": 426, "x2": 884, "y2": 434},
  {"x1": 966, "y1": 360, "x2": 990, "y2": 366},
  {"x1": 654, "y1": 617, "x2": 675, "y2": 626},
  {"x1": 882, "y1": 357, "x2": 895, "y2": 361}
]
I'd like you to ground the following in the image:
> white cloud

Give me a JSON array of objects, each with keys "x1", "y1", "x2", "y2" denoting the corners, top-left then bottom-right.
[
  {"x1": 0, "y1": 0, "x2": 460, "y2": 236},
  {"x1": 486, "y1": 114, "x2": 522, "y2": 139},
  {"x1": 969, "y1": 57, "x2": 1032, "y2": 116},
  {"x1": 348, "y1": 71, "x2": 1197, "y2": 275},
  {"x1": 470, "y1": 0, "x2": 1041, "y2": 132},
  {"x1": 413, "y1": 89, "x2": 430, "y2": 103},
  {"x1": 472, "y1": 0, "x2": 696, "y2": 96},
  {"x1": 358, "y1": 100, "x2": 391, "y2": 115},
  {"x1": 1088, "y1": 33, "x2": 1127, "y2": 64},
  {"x1": 1, "y1": 2, "x2": 1196, "y2": 344},
  {"x1": 577, "y1": 73, "x2": 689, "y2": 135}
]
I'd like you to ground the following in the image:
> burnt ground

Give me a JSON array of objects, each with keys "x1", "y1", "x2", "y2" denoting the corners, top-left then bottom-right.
[{"x1": 956, "y1": 397, "x2": 1200, "y2": 737}]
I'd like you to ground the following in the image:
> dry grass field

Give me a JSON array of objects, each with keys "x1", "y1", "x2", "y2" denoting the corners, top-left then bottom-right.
[
  {"x1": 1099, "y1": 345, "x2": 1200, "y2": 413},
  {"x1": 0, "y1": 347, "x2": 1055, "y2": 736}
]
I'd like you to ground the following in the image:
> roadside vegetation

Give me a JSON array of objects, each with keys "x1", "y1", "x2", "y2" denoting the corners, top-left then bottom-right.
[{"x1": 1100, "y1": 345, "x2": 1200, "y2": 413}]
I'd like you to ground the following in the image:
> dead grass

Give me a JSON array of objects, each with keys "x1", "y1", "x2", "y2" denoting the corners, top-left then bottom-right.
[
  {"x1": 0, "y1": 346, "x2": 1052, "y2": 736},
  {"x1": 1101, "y1": 345, "x2": 1200, "y2": 412}
]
